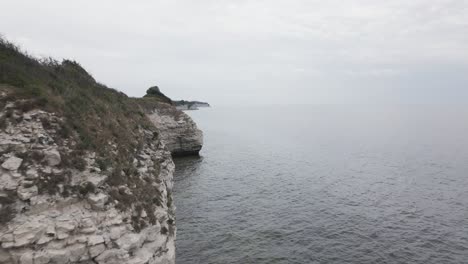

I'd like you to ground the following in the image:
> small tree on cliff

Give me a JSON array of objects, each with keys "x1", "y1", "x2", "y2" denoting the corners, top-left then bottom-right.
[
  {"x1": 146, "y1": 86, "x2": 161, "y2": 95},
  {"x1": 144, "y1": 85, "x2": 173, "y2": 104}
]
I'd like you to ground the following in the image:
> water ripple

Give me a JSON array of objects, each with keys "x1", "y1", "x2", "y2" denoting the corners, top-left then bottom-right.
[{"x1": 174, "y1": 106, "x2": 468, "y2": 264}]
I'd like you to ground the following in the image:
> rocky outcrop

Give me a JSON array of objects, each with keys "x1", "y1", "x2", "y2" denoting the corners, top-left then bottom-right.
[
  {"x1": 174, "y1": 101, "x2": 210, "y2": 111},
  {"x1": 143, "y1": 86, "x2": 172, "y2": 105},
  {"x1": 0, "y1": 101, "x2": 176, "y2": 264},
  {"x1": 146, "y1": 102, "x2": 203, "y2": 157},
  {"x1": 0, "y1": 36, "x2": 208, "y2": 264},
  {"x1": 140, "y1": 86, "x2": 204, "y2": 156}
]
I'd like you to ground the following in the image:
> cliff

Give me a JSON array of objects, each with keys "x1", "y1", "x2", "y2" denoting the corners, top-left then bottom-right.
[
  {"x1": 0, "y1": 38, "x2": 201, "y2": 263},
  {"x1": 173, "y1": 100, "x2": 210, "y2": 111},
  {"x1": 139, "y1": 89, "x2": 204, "y2": 157}
]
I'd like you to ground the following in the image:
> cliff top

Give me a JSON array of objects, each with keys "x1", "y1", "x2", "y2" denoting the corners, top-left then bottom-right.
[
  {"x1": 0, "y1": 37, "x2": 157, "y2": 158},
  {"x1": 0, "y1": 37, "x2": 172, "y2": 229}
]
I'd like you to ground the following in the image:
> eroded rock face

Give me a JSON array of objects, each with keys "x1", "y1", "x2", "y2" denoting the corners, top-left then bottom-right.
[
  {"x1": 147, "y1": 103, "x2": 203, "y2": 157},
  {"x1": 0, "y1": 104, "x2": 176, "y2": 264}
]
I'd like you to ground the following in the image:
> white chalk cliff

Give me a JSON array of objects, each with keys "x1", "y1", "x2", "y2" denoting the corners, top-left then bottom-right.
[
  {"x1": 0, "y1": 37, "x2": 207, "y2": 264},
  {"x1": 0, "y1": 98, "x2": 197, "y2": 263},
  {"x1": 147, "y1": 102, "x2": 203, "y2": 157}
]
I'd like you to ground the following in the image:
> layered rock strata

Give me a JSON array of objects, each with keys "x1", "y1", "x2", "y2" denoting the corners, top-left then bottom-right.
[
  {"x1": 0, "y1": 102, "x2": 176, "y2": 264},
  {"x1": 146, "y1": 103, "x2": 203, "y2": 157}
]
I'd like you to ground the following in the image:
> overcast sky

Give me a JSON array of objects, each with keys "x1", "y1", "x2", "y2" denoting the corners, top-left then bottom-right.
[{"x1": 2, "y1": 0, "x2": 468, "y2": 104}]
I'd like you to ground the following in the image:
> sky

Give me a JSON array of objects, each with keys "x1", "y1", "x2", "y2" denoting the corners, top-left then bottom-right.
[{"x1": 2, "y1": 0, "x2": 468, "y2": 105}]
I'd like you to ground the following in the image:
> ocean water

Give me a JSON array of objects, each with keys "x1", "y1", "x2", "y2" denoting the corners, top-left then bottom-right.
[{"x1": 173, "y1": 105, "x2": 468, "y2": 264}]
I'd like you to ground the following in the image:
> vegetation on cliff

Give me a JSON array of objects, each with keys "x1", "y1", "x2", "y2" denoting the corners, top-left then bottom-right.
[
  {"x1": 173, "y1": 100, "x2": 210, "y2": 109},
  {"x1": 143, "y1": 86, "x2": 173, "y2": 105},
  {"x1": 0, "y1": 37, "x2": 171, "y2": 231}
]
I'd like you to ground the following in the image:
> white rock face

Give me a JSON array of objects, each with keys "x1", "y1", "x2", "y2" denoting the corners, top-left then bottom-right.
[
  {"x1": 1, "y1": 156, "x2": 23, "y2": 171},
  {"x1": 0, "y1": 105, "x2": 176, "y2": 264},
  {"x1": 87, "y1": 192, "x2": 108, "y2": 210},
  {"x1": 17, "y1": 185, "x2": 38, "y2": 201},
  {"x1": 147, "y1": 103, "x2": 203, "y2": 156}
]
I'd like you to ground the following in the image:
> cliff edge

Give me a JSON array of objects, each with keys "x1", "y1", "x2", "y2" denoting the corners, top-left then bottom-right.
[
  {"x1": 0, "y1": 37, "x2": 200, "y2": 263},
  {"x1": 139, "y1": 88, "x2": 203, "y2": 157}
]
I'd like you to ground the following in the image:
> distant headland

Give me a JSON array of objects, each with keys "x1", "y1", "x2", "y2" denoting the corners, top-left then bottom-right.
[
  {"x1": 144, "y1": 86, "x2": 210, "y2": 110},
  {"x1": 173, "y1": 100, "x2": 210, "y2": 110}
]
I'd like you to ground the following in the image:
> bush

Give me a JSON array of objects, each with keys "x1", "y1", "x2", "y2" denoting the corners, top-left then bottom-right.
[{"x1": 143, "y1": 85, "x2": 173, "y2": 104}]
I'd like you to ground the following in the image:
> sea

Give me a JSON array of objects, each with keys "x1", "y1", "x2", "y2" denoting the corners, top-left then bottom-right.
[{"x1": 173, "y1": 105, "x2": 468, "y2": 264}]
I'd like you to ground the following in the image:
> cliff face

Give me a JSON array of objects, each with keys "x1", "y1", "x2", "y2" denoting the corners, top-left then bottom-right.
[
  {"x1": 145, "y1": 102, "x2": 203, "y2": 157},
  {"x1": 0, "y1": 38, "x2": 200, "y2": 264},
  {"x1": 0, "y1": 94, "x2": 176, "y2": 264},
  {"x1": 139, "y1": 88, "x2": 204, "y2": 156}
]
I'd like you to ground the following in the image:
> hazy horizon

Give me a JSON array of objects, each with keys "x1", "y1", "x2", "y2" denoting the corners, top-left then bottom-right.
[{"x1": 2, "y1": 0, "x2": 468, "y2": 105}]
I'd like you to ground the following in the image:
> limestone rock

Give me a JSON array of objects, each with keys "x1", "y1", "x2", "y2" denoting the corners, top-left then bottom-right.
[
  {"x1": 33, "y1": 251, "x2": 50, "y2": 264},
  {"x1": 56, "y1": 219, "x2": 76, "y2": 240},
  {"x1": 25, "y1": 168, "x2": 38, "y2": 179},
  {"x1": 87, "y1": 235, "x2": 104, "y2": 246},
  {"x1": 87, "y1": 192, "x2": 108, "y2": 210},
  {"x1": 44, "y1": 149, "x2": 61, "y2": 166},
  {"x1": 116, "y1": 233, "x2": 145, "y2": 252},
  {"x1": 147, "y1": 103, "x2": 203, "y2": 156},
  {"x1": 109, "y1": 226, "x2": 125, "y2": 240},
  {"x1": 1, "y1": 156, "x2": 23, "y2": 171},
  {"x1": 67, "y1": 243, "x2": 87, "y2": 262},
  {"x1": 17, "y1": 185, "x2": 38, "y2": 201},
  {"x1": 0, "y1": 173, "x2": 19, "y2": 191},
  {"x1": 0, "y1": 103, "x2": 177, "y2": 264},
  {"x1": 47, "y1": 249, "x2": 69, "y2": 263},
  {"x1": 19, "y1": 252, "x2": 33, "y2": 264},
  {"x1": 13, "y1": 221, "x2": 47, "y2": 247},
  {"x1": 95, "y1": 249, "x2": 129, "y2": 264},
  {"x1": 67, "y1": 235, "x2": 87, "y2": 245},
  {"x1": 146, "y1": 225, "x2": 161, "y2": 242},
  {"x1": 0, "y1": 248, "x2": 12, "y2": 263},
  {"x1": 89, "y1": 244, "x2": 106, "y2": 258}
]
